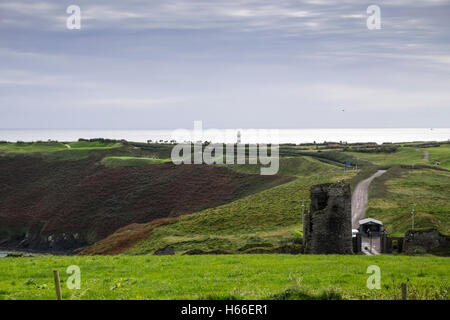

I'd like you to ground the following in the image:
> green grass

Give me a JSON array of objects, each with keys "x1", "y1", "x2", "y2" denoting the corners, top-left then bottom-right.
[
  {"x1": 295, "y1": 146, "x2": 444, "y2": 169},
  {"x1": 0, "y1": 141, "x2": 121, "y2": 154},
  {"x1": 0, "y1": 141, "x2": 123, "y2": 162},
  {"x1": 342, "y1": 147, "x2": 427, "y2": 167},
  {"x1": 426, "y1": 144, "x2": 450, "y2": 170},
  {"x1": 100, "y1": 156, "x2": 170, "y2": 168},
  {"x1": 366, "y1": 167, "x2": 450, "y2": 236},
  {"x1": 0, "y1": 142, "x2": 67, "y2": 153},
  {"x1": 0, "y1": 254, "x2": 447, "y2": 300},
  {"x1": 223, "y1": 156, "x2": 341, "y2": 177},
  {"x1": 68, "y1": 141, "x2": 121, "y2": 149},
  {"x1": 313, "y1": 144, "x2": 450, "y2": 170}
]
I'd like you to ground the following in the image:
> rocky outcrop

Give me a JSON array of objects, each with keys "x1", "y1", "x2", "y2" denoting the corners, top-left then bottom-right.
[
  {"x1": 0, "y1": 231, "x2": 89, "y2": 253},
  {"x1": 303, "y1": 181, "x2": 353, "y2": 254},
  {"x1": 153, "y1": 245, "x2": 175, "y2": 255}
]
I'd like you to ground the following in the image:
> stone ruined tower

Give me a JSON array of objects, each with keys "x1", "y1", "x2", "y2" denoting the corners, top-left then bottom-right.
[{"x1": 303, "y1": 181, "x2": 353, "y2": 254}]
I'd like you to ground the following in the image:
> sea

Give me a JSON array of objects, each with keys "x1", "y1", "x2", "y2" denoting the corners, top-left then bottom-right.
[{"x1": 0, "y1": 128, "x2": 449, "y2": 144}]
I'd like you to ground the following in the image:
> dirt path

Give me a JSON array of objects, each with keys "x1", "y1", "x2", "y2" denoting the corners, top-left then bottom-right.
[
  {"x1": 416, "y1": 148, "x2": 429, "y2": 161},
  {"x1": 361, "y1": 236, "x2": 381, "y2": 255},
  {"x1": 351, "y1": 170, "x2": 387, "y2": 229}
]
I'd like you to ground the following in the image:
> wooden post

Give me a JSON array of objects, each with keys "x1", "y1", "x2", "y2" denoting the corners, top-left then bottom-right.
[
  {"x1": 53, "y1": 270, "x2": 62, "y2": 300},
  {"x1": 401, "y1": 282, "x2": 407, "y2": 300}
]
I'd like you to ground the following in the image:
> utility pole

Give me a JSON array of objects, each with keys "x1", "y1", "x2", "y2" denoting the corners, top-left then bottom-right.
[
  {"x1": 301, "y1": 199, "x2": 305, "y2": 215},
  {"x1": 301, "y1": 199, "x2": 305, "y2": 226}
]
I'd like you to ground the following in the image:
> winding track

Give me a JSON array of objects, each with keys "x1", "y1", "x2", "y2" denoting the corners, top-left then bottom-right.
[
  {"x1": 416, "y1": 148, "x2": 429, "y2": 161},
  {"x1": 351, "y1": 170, "x2": 387, "y2": 229}
]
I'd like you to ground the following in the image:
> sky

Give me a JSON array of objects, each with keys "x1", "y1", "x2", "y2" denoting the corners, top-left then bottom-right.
[{"x1": 0, "y1": 0, "x2": 449, "y2": 129}]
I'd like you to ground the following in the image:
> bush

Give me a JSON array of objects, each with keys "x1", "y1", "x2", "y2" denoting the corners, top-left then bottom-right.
[
  {"x1": 392, "y1": 240, "x2": 398, "y2": 250},
  {"x1": 344, "y1": 145, "x2": 399, "y2": 153}
]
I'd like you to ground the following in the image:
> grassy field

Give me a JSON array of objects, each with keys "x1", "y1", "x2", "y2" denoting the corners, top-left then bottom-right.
[
  {"x1": 0, "y1": 141, "x2": 68, "y2": 153},
  {"x1": 68, "y1": 141, "x2": 121, "y2": 149},
  {"x1": 294, "y1": 145, "x2": 450, "y2": 169},
  {"x1": 100, "y1": 156, "x2": 171, "y2": 168},
  {"x1": 222, "y1": 156, "x2": 341, "y2": 176},
  {"x1": 426, "y1": 144, "x2": 450, "y2": 170},
  {"x1": 0, "y1": 141, "x2": 124, "y2": 161},
  {"x1": 343, "y1": 147, "x2": 427, "y2": 167},
  {"x1": 0, "y1": 141, "x2": 120, "y2": 153},
  {"x1": 0, "y1": 254, "x2": 447, "y2": 300},
  {"x1": 367, "y1": 166, "x2": 450, "y2": 236}
]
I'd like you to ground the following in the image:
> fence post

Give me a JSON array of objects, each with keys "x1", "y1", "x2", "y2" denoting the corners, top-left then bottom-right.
[
  {"x1": 401, "y1": 282, "x2": 407, "y2": 300},
  {"x1": 53, "y1": 270, "x2": 62, "y2": 300}
]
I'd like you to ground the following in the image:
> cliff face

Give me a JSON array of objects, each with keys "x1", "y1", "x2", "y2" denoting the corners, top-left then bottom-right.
[
  {"x1": 0, "y1": 155, "x2": 287, "y2": 253},
  {"x1": 303, "y1": 181, "x2": 353, "y2": 254}
]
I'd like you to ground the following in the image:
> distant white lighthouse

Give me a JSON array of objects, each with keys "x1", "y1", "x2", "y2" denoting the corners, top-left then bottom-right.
[{"x1": 237, "y1": 131, "x2": 241, "y2": 144}]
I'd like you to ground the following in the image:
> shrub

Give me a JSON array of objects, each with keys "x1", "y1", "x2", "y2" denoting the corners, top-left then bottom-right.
[{"x1": 392, "y1": 240, "x2": 398, "y2": 250}]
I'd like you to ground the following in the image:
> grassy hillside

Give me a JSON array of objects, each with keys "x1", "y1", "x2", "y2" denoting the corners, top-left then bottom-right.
[
  {"x1": 0, "y1": 155, "x2": 289, "y2": 252},
  {"x1": 0, "y1": 141, "x2": 68, "y2": 153},
  {"x1": 0, "y1": 141, "x2": 120, "y2": 153},
  {"x1": 100, "y1": 156, "x2": 171, "y2": 168},
  {"x1": 0, "y1": 254, "x2": 448, "y2": 300},
  {"x1": 343, "y1": 147, "x2": 427, "y2": 167},
  {"x1": 223, "y1": 156, "x2": 341, "y2": 176},
  {"x1": 0, "y1": 141, "x2": 125, "y2": 161},
  {"x1": 0, "y1": 141, "x2": 174, "y2": 161},
  {"x1": 289, "y1": 145, "x2": 450, "y2": 169},
  {"x1": 68, "y1": 141, "x2": 121, "y2": 149},
  {"x1": 366, "y1": 166, "x2": 450, "y2": 236},
  {"x1": 85, "y1": 158, "x2": 356, "y2": 255},
  {"x1": 1, "y1": 141, "x2": 449, "y2": 256},
  {"x1": 426, "y1": 144, "x2": 450, "y2": 170},
  {"x1": 85, "y1": 144, "x2": 450, "y2": 255}
]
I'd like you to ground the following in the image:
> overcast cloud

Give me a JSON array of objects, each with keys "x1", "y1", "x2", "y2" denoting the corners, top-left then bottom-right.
[{"x1": 0, "y1": 0, "x2": 449, "y2": 129}]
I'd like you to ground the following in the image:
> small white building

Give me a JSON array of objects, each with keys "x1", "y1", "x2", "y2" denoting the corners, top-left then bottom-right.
[{"x1": 359, "y1": 218, "x2": 383, "y2": 237}]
